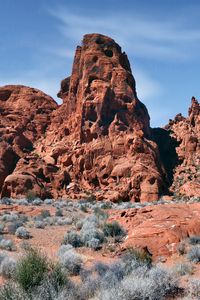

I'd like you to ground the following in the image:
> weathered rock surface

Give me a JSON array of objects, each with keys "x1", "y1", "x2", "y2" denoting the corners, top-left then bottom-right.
[
  {"x1": 35, "y1": 33, "x2": 167, "y2": 201},
  {"x1": 165, "y1": 97, "x2": 200, "y2": 197},
  {"x1": 0, "y1": 34, "x2": 199, "y2": 201},
  {"x1": 110, "y1": 202, "x2": 200, "y2": 257},
  {"x1": 0, "y1": 85, "x2": 57, "y2": 197}
]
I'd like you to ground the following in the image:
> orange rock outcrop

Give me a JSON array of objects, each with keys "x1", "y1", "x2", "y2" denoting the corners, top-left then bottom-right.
[{"x1": 0, "y1": 34, "x2": 199, "y2": 201}]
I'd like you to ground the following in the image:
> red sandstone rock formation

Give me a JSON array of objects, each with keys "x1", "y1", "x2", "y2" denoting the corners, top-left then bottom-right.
[
  {"x1": 109, "y1": 202, "x2": 200, "y2": 257},
  {"x1": 0, "y1": 85, "x2": 57, "y2": 198},
  {"x1": 35, "y1": 33, "x2": 167, "y2": 201},
  {"x1": 0, "y1": 34, "x2": 199, "y2": 201},
  {"x1": 165, "y1": 97, "x2": 200, "y2": 197}
]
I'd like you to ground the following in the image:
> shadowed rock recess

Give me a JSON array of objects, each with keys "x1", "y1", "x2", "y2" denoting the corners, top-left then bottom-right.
[{"x1": 0, "y1": 34, "x2": 199, "y2": 201}]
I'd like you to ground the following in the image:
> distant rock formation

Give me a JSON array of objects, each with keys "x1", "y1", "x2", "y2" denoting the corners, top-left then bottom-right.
[
  {"x1": 166, "y1": 97, "x2": 200, "y2": 197},
  {"x1": 0, "y1": 34, "x2": 199, "y2": 201},
  {"x1": 0, "y1": 85, "x2": 57, "y2": 198}
]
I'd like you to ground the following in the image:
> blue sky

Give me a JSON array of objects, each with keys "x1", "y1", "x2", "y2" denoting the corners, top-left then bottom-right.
[{"x1": 0, "y1": 0, "x2": 200, "y2": 127}]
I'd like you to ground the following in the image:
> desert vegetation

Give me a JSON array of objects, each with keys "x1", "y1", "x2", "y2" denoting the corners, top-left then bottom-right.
[
  {"x1": 0, "y1": 245, "x2": 181, "y2": 300},
  {"x1": 0, "y1": 197, "x2": 200, "y2": 299}
]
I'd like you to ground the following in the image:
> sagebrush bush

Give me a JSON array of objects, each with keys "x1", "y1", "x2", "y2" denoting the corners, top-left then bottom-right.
[
  {"x1": 187, "y1": 246, "x2": 200, "y2": 263},
  {"x1": 78, "y1": 277, "x2": 100, "y2": 300},
  {"x1": 59, "y1": 249, "x2": 83, "y2": 275},
  {"x1": 32, "y1": 199, "x2": 42, "y2": 206},
  {"x1": 63, "y1": 230, "x2": 82, "y2": 247},
  {"x1": 80, "y1": 204, "x2": 88, "y2": 213},
  {"x1": 45, "y1": 216, "x2": 56, "y2": 226},
  {"x1": 174, "y1": 262, "x2": 193, "y2": 276},
  {"x1": 100, "y1": 202, "x2": 113, "y2": 210},
  {"x1": 99, "y1": 266, "x2": 179, "y2": 300},
  {"x1": 35, "y1": 221, "x2": 45, "y2": 229},
  {"x1": 75, "y1": 220, "x2": 83, "y2": 230},
  {"x1": 1, "y1": 213, "x2": 18, "y2": 222},
  {"x1": 57, "y1": 217, "x2": 73, "y2": 226},
  {"x1": 57, "y1": 244, "x2": 73, "y2": 257},
  {"x1": 39, "y1": 210, "x2": 51, "y2": 219},
  {"x1": 34, "y1": 263, "x2": 68, "y2": 299},
  {"x1": 95, "y1": 261, "x2": 126, "y2": 289},
  {"x1": 187, "y1": 279, "x2": 200, "y2": 298},
  {"x1": 15, "y1": 227, "x2": 31, "y2": 239},
  {"x1": 14, "y1": 248, "x2": 49, "y2": 291},
  {"x1": 16, "y1": 199, "x2": 29, "y2": 206},
  {"x1": 0, "y1": 224, "x2": 4, "y2": 234},
  {"x1": 177, "y1": 240, "x2": 187, "y2": 255},
  {"x1": 0, "y1": 257, "x2": 16, "y2": 279},
  {"x1": 121, "y1": 248, "x2": 152, "y2": 272},
  {"x1": 20, "y1": 241, "x2": 31, "y2": 251},
  {"x1": 0, "y1": 239, "x2": 15, "y2": 251},
  {"x1": 93, "y1": 207, "x2": 108, "y2": 220},
  {"x1": 44, "y1": 199, "x2": 53, "y2": 205},
  {"x1": 86, "y1": 237, "x2": 101, "y2": 250},
  {"x1": 81, "y1": 215, "x2": 99, "y2": 230},
  {"x1": 189, "y1": 236, "x2": 200, "y2": 245},
  {"x1": 0, "y1": 198, "x2": 13, "y2": 205},
  {"x1": 55, "y1": 208, "x2": 63, "y2": 217},
  {"x1": 94, "y1": 262, "x2": 110, "y2": 277},
  {"x1": 0, "y1": 252, "x2": 7, "y2": 265},
  {"x1": 7, "y1": 221, "x2": 24, "y2": 234},
  {"x1": 0, "y1": 283, "x2": 28, "y2": 300},
  {"x1": 103, "y1": 221, "x2": 125, "y2": 238},
  {"x1": 80, "y1": 227, "x2": 105, "y2": 246}
]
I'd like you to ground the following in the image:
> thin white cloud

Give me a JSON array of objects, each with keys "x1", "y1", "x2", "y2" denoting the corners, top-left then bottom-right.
[
  {"x1": 134, "y1": 68, "x2": 163, "y2": 101},
  {"x1": 48, "y1": 8, "x2": 200, "y2": 61},
  {"x1": 43, "y1": 46, "x2": 75, "y2": 59},
  {"x1": 2, "y1": 5, "x2": 199, "y2": 127}
]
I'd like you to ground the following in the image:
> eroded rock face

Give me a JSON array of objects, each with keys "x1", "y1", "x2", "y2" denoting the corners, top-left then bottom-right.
[
  {"x1": 0, "y1": 85, "x2": 58, "y2": 198},
  {"x1": 165, "y1": 97, "x2": 200, "y2": 197},
  {"x1": 109, "y1": 203, "x2": 200, "y2": 257},
  {"x1": 56, "y1": 34, "x2": 150, "y2": 142},
  {"x1": 36, "y1": 33, "x2": 167, "y2": 201},
  {"x1": 0, "y1": 34, "x2": 199, "y2": 201}
]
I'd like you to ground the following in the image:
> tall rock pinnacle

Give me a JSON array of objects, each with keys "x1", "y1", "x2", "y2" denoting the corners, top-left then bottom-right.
[
  {"x1": 57, "y1": 34, "x2": 150, "y2": 143},
  {"x1": 3, "y1": 33, "x2": 192, "y2": 202}
]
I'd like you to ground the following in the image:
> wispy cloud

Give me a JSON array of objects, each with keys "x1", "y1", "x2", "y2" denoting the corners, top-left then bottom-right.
[
  {"x1": 2, "y1": 3, "x2": 199, "y2": 127},
  {"x1": 48, "y1": 7, "x2": 200, "y2": 60},
  {"x1": 134, "y1": 68, "x2": 163, "y2": 101}
]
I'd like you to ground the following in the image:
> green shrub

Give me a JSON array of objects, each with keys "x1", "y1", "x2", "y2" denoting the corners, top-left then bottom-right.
[
  {"x1": 103, "y1": 221, "x2": 125, "y2": 238},
  {"x1": 45, "y1": 263, "x2": 67, "y2": 292},
  {"x1": 14, "y1": 248, "x2": 48, "y2": 291},
  {"x1": 100, "y1": 202, "x2": 113, "y2": 209},
  {"x1": 121, "y1": 248, "x2": 152, "y2": 270},
  {"x1": 63, "y1": 230, "x2": 83, "y2": 248},
  {"x1": 80, "y1": 204, "x2": 88, "y2": 213},
  {"x1": 55, "y1": 208, "x2": 63, "y2": 217},
  {"x1": 26, "y1": 190, "x2": 37, "y2": 203},
  {"x1": 40, "y1": 210, "x2": 51, "y2": 219},
  {"x1": 94, "y1": 207, "x2": 108, "y2": 220}
]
